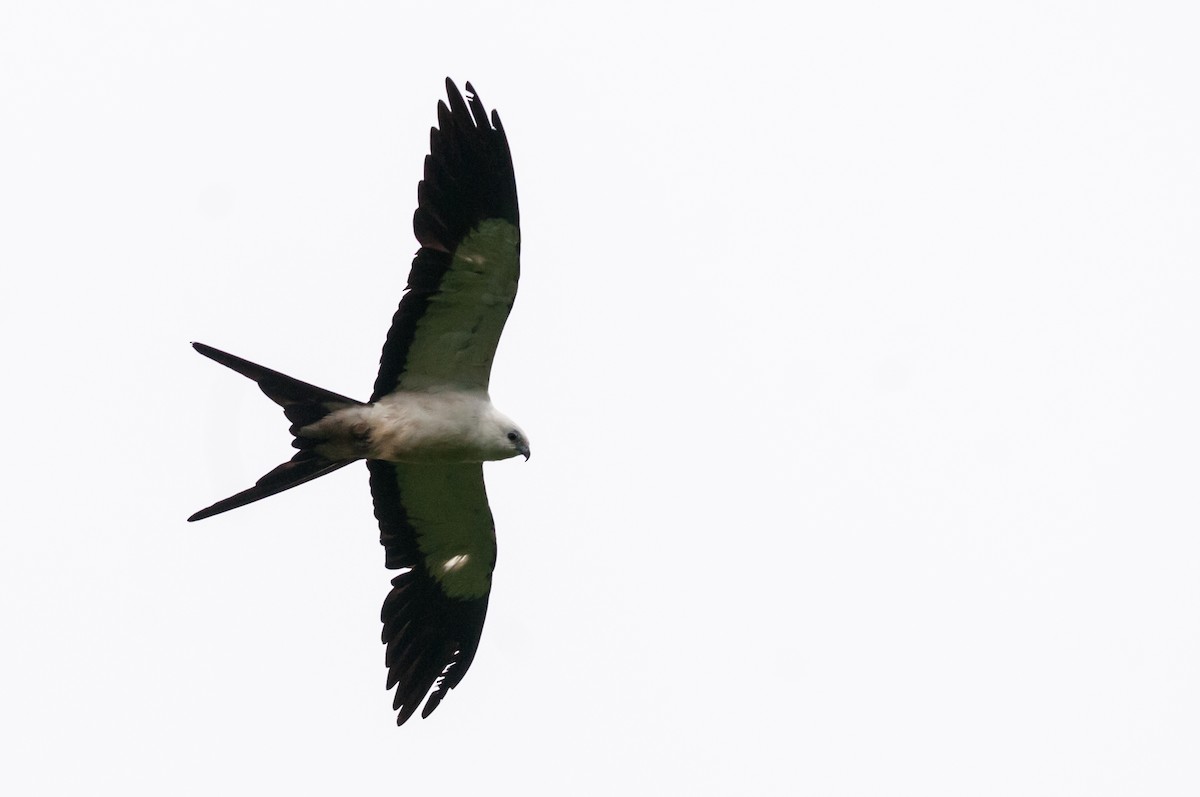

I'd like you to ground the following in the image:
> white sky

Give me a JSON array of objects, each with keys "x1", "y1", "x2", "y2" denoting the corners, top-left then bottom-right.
[{"x1": 2, "y1": 2, "x2": 1199, "y2": 794}]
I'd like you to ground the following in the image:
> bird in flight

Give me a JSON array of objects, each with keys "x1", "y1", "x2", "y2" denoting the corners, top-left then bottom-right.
[{"x1": 189, "y1": 79, "x2": 526, "y2": 725}]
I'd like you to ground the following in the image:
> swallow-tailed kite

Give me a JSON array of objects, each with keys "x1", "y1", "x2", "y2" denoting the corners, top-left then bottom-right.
[{"x1": 189, "y1": 79, "x2": 526, "y2": 725}]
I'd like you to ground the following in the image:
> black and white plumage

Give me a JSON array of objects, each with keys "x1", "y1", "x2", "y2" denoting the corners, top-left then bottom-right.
[{"x1": 189, "y1": 79, "x2": 526, "y2": 725}]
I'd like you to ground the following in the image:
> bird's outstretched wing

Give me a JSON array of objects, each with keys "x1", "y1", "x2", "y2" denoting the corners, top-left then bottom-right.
[
  {"x1": 372, "y1": 78, "x2": 520, "y2": 398},
  {"x1": 369, "y1": 460, "x2": 497, "y2": 724},
  {"x1": 367, "y1": 79, "x2": 518, "y2": 724}
]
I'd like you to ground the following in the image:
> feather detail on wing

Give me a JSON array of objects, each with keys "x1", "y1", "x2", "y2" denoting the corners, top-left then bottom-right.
[
  {"x1": 368, "y1": 460, "x2": 497, "y2": 724},
  {"x1": 373, "y1": 79, "x2": 521, "y2": 398}
]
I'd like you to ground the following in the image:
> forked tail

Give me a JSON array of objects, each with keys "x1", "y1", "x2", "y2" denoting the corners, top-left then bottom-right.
[{"x1": 188, "y1": 342, "x2": 366, "y2": 522}]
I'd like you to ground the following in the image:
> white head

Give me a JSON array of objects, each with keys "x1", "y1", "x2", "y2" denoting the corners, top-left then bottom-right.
[{"x1": 483, "y1": 407, "x2": 530, "y2": 462}]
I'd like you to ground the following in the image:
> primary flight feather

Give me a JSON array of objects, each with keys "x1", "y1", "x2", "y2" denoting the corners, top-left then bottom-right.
[{"x1": 189, "y1": 79, "x2": 526, "y2": 725}]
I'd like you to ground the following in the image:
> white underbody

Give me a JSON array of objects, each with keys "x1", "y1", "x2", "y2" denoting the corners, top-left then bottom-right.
[{"x1": 302, "y1": 390, "x2": 522, "y2": 464}]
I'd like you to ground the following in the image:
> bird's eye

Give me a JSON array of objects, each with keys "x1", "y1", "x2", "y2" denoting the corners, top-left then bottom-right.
[{"x1": 507, "y1": 431, "x2": 519, "y2": 442}]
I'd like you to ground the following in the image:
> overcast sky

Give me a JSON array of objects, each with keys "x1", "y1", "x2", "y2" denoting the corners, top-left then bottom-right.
[{"x1": 3, "y1": 2, "x2": 1199, "y2": 795}]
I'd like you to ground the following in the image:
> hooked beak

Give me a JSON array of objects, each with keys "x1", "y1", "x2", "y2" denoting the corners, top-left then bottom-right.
[{"x1": 518, "y1": 444, "x2": 530, "y2": 461}]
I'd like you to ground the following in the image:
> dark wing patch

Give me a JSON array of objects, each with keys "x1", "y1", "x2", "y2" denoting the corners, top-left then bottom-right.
[
  {"x1": 372, "y1": 78, "x2": 520, "y2": 400},
  {"x1": 368, "y1": 460, "x2": 495, "y2": 724}
]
